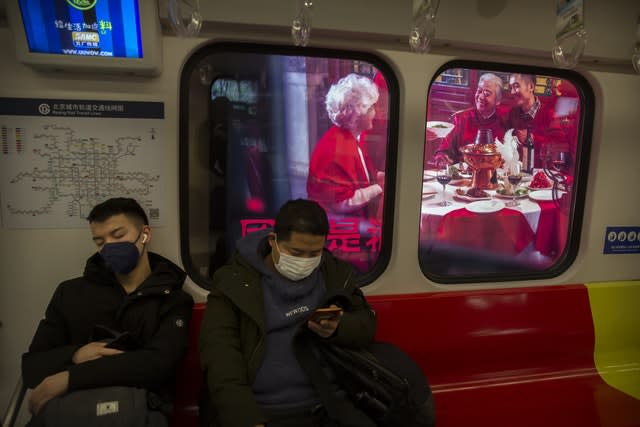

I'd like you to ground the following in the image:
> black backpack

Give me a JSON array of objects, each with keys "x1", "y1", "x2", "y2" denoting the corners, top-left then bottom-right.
[
  {"x1": 317, "y1": 341, "x2": 435, "y2": 427},
  {"x1": 297, "y1": 336, "x2": 435, "y2": 427},
  {"x1": 27, "y1": 387, "x2": 167, "y2": 427}
]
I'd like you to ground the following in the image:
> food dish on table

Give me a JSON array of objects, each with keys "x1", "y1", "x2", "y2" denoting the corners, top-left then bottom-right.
[
  {"x1": 466, "y1": 187, "x2": 489, "y2": 198},
  {"x1": 454, "y1": 188, "x2": 491, "y2": 202},
  {"x1": 450, "y1": 164, "x2": 472, "y2": 179},
  {"x1": 449, "y1": 165, "x2": 472, "y2": 186},
  {"x1": 450, "y1": 179, "x2": 473, "y2": 187},
  {"x1": 495, "y1": 186, "x2": 529, "y2": 199},
  {"x1": 426, "y1": 121, "x2": 455, "y2": 138},
  {"x1": 528, "y1": 171, "x2": 553, "y2": 190}
]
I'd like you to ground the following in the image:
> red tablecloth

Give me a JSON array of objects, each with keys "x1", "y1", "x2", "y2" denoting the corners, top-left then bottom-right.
[{"x1": 436, "y1": 207, "x2": 535, "y2": 255}]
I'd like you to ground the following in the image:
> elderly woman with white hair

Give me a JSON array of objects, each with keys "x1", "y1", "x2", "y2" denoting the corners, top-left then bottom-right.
[{"x1": 307, "y1": 73, "x2": 384, "y2": 220}]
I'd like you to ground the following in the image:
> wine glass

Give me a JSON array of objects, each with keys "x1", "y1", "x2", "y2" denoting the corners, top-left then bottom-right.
[
  {"x1": 506, "y1": 173, "x2": 523, "y2": 207},
  {"x1": 436, "y1": 164, "x2": 452, "y2": 206}
]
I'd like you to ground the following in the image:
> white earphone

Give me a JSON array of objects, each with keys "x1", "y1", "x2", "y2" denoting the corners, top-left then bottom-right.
[{"x1": 142, "y1": 233, "x2": 148, "y2": 244}]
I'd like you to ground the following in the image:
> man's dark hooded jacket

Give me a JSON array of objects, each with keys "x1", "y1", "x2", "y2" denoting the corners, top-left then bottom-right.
[
  {"x1": 22, "y1": 252, "x2": 193, "y2": 401},
  {"x1": 199, "y1": 233, "x2": 377, "y2": 427}
]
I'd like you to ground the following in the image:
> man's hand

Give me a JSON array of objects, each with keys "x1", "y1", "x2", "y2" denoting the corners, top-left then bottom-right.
[
  {"x1": 308, "y1": 305, "x2": 343, "y2": 338},
  {"x1": 433, "y1": 153, "x2": 453, "y2": 166},
  {"x1": 28, "y1": 371, "x2": 69, "y2": 415},
  {"x1": 72, "y1": 341, "x2": 123, "y2": 364}
]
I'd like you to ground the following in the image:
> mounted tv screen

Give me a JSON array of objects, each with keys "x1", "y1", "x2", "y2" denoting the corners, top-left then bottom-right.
[
  {"x1": 19, "y1": 0, "x2": 143, "y2": 58},
  {"x1": 6, "y1": 0, "x2": 162, "y2": 75}
]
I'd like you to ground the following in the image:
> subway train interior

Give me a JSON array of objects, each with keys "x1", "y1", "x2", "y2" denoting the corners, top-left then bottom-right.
[{"x1": 1, "y1": 0, "x2": 639, "y2": 426}]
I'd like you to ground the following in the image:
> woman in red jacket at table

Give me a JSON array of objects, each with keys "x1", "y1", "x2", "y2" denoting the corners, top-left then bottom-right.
[{"x1": 307, "y1": 73, "x2": 383, "y2": 222}]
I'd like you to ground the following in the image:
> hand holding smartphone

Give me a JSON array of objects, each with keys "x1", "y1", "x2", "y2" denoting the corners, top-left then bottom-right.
[
  {"x1": 309, "y1": 306, "x2": 343, "y2": 323},
  {"x1": 104, "y1": 331, "x2": 137, "y2": 351}
]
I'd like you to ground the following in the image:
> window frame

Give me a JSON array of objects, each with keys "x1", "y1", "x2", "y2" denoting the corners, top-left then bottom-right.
[
  {"x1": 179, "y1": 42, "x2": 400, "y2": 289},
  {"x1": 419, "y1": 60, "x2": 595, "y2": 284}
]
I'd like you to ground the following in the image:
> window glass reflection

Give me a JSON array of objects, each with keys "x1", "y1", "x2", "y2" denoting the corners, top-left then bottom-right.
[{"x1": 183, "y1": 49, "x2": 395, "y2": 285}]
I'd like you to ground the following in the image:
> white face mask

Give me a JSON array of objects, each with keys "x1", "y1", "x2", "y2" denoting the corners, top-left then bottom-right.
[{"x1": 272, "y1": 239, "x2": 322, "y2": 281}]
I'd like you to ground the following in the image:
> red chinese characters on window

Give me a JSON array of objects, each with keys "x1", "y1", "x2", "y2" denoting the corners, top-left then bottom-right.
[
  {"x1": 364, "y1": 220, "x2": 382, "y2": 253},
  {"x1": 327, "y1": 218, "x2": 361, "y2": 253},
  {"x1": 240, "y1": 217, "x2": 381, "y2": 255},
  {"x1": 240, "y1": 219, "x2": 275, "y2": 236}
]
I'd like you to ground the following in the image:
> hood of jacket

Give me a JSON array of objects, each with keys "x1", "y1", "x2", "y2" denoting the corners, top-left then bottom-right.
[{"x1": 235, "y1": 229, "x2": 274, "y2": 276}]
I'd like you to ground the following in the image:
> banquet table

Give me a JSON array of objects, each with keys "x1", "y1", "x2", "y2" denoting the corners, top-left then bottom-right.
[{"x1": 420, "y1": 175, "x2": 568, "y2": 257}]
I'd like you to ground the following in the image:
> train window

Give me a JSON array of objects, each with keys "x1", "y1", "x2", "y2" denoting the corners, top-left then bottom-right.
[
  {"x1": 180, "y1": 43, "x2": 398, "y2": 289},
  {"x1": 420, "y1": 61, "x2": 593, "y2": 283}
]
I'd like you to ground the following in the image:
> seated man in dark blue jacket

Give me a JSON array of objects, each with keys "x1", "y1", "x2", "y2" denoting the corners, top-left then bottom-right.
[
  {"x1": 22, "y1": 197, "x2": 193, "y2": 424},
  {"x1": 199, "y1": 199, "x2": 377, "y2": 427}
]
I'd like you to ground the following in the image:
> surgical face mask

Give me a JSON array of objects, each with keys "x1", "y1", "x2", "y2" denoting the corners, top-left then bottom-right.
[
  {"x1": 100, "y1": 231, "x2": 145, "y2": 275},
  {"x1": 272, "y1": 239, "x2": 322, "y2": 281}
]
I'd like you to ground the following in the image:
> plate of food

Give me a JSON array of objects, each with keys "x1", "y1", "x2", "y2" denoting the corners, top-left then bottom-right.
[
  {"x1": 528, "y1": 189, "x2": 566, "y2": 201},
  {"x1": 495, "y1": 186, "x2": 530, "y2": 199},
  {"x1": 426, "y1": 121, "x2": 454, "y2": 138},
  {"x1": 528, "y1": 171, "x2": 553, "y2": 190},
  {"x1": 465, "y1": 200, "x2": 505, "y2": 214},
  {"x1": 451, "y1": 163, "x2": 472, "y2": 176},
  {"x1": 450, "y1": 179, "x2": 473, "y2": 187},
  {"x1": 449, "y1": 164, "x2": 473, "y2": 185},
  {"x1": 454, "y1": 188, "x2": 491, "y2": 202}
]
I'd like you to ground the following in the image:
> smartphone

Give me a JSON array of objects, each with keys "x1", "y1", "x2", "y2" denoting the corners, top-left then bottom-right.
[
  {"x1": 104, "y1": 332, "x2": 136, "y2": 351},
  {"x1": 309, "y1": 307, "x2": 343, "y2": 323}
]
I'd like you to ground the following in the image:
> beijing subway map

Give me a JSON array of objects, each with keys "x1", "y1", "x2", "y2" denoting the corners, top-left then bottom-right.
[{"x1": 0, "y1": 112, "x2": 165, "y2": 228}]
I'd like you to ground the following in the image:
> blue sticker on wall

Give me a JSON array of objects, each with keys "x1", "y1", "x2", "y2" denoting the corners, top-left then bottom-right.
[{"x1": 603, "y1": 226, "x2": 640, "y2": 254}]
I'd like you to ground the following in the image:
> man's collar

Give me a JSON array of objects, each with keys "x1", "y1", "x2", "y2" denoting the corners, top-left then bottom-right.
[
  {"x1": 521, "y1": 97, "x2": 541, "y2": 119},
  {"x1": 476, "y1": 109, "x2": 496, "y2": 121}
]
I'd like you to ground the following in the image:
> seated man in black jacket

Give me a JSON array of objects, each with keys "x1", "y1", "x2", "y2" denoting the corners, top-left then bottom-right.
[
  {"x1": 22, "y1": 197, "x2": 194, "y2": 424},
  {"x1": 199, "y1": 199, "x2": 377, "y2": 427}
]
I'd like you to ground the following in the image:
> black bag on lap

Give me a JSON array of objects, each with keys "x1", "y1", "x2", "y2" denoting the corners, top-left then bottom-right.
[{"x1": 27, "y1": 386, "x2": 168, "y2": 427}]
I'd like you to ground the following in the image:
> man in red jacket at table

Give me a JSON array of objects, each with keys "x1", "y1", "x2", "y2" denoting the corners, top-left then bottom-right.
[
  {"x1": 507, "y1": 73, "x2": 569, "y2": 168},
  {"x1": 434, "y1": 72, "x2": 508, "y2": 165}
]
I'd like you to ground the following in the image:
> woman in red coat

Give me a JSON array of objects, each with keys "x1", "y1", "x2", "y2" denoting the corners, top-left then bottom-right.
[{"x1": 307, "y1": 73, "x2": 383, "y2": 221}]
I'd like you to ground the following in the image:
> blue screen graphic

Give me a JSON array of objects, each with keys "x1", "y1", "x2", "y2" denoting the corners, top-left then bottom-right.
[{"x1": 18, "y1": 0, "x2": 143, "y2": 58}]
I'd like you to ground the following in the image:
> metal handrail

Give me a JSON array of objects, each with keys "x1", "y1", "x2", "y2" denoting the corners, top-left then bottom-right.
[{"x1": 1, "y1": 377, "x2": 26, "y2": 427}]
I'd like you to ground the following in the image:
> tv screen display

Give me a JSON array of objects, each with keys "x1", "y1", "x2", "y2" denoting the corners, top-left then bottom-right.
[
  {"x1": 7, "y1": 0, "x2": 161, "y2": 75},
  {"x1": 18, "y1": 0, "x2": 143, "y2": 58}
]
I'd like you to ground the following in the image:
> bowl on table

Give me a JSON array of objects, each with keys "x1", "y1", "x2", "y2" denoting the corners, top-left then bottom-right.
[{"x1": 426, "y1": 121, "x2": 454, "y2": 139}]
